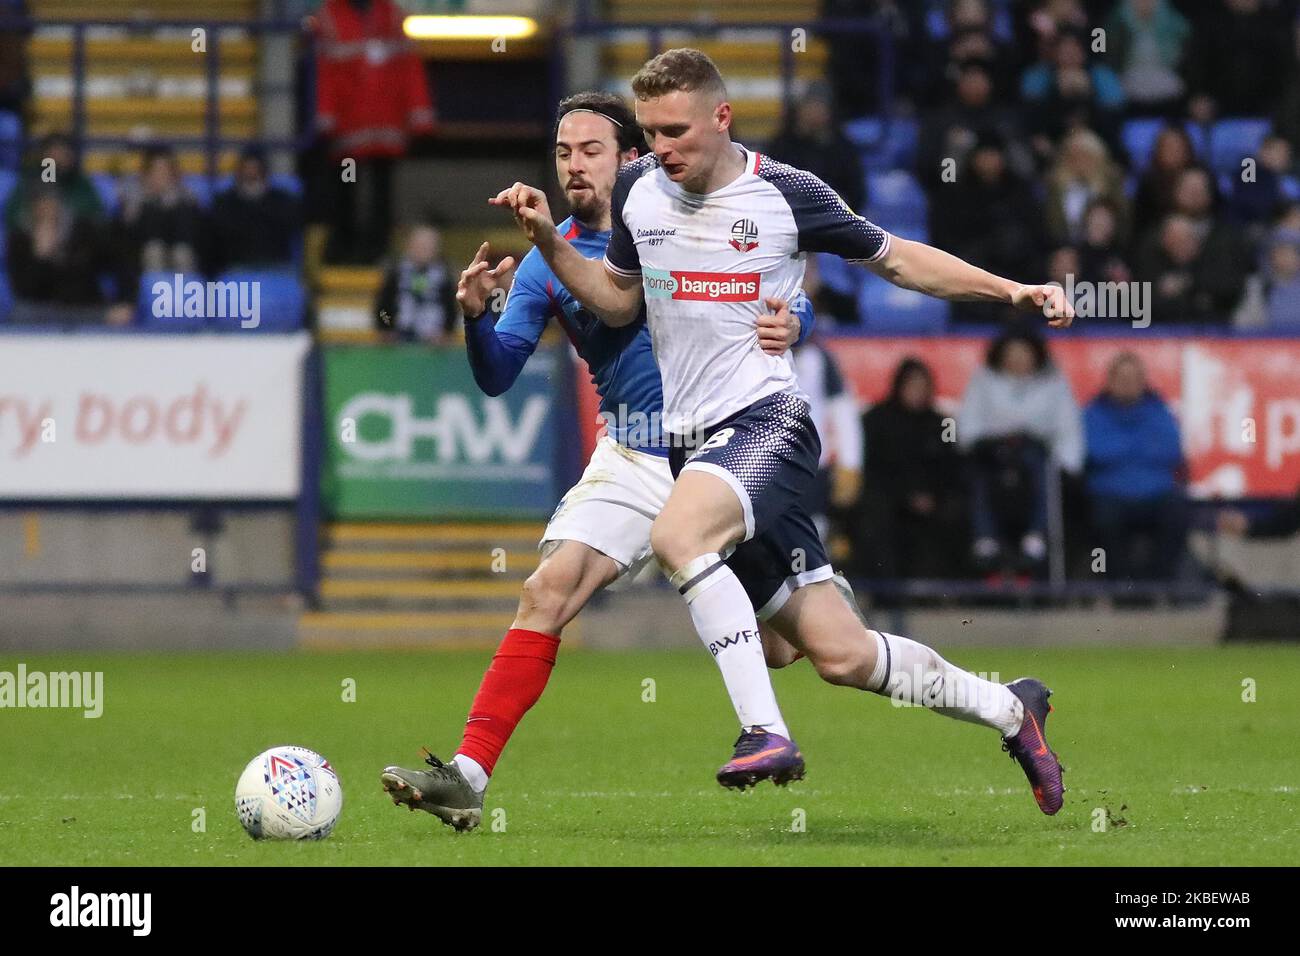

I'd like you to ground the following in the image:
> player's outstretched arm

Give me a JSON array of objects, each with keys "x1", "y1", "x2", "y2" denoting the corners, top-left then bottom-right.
[
  {"x1": 489, "y1": 182, "x2": 642, "y2": 326},
  {"x1": 865, "y1": 236, "x2": 1075, "y2": 328}
]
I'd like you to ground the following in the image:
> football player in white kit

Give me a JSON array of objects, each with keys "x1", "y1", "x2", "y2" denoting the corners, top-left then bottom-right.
[{"x1": 493, "y1": 48, "x2": 1073, "y2": 815}]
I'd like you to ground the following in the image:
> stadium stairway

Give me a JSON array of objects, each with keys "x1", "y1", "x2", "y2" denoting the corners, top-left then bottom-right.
[
  {"x1": 27, "y1": 0, "x2": 262, "y2": 174},
  {"x1": 298, "y1": 521, "x2": 550, "y2": 650}
]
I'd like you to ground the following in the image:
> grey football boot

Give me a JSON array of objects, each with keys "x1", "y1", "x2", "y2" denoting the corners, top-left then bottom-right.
[{"x1": 381, "y1": 748, "x2": 483, "y2": 832}]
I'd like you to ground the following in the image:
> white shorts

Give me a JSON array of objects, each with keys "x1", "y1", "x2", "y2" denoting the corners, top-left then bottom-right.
[{"x1": 540, "y1": 435, "x2": 674, "y2": 577}]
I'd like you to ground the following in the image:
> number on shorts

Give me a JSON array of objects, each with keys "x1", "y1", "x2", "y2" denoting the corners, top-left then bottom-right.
[{"x1": 697, "y1": 427, "x2": 736, "y2": 453}]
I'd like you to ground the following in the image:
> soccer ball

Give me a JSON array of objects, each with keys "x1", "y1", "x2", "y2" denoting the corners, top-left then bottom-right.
[{"x1": 235, "y1": 745, "x2": 343, "y2": 840}]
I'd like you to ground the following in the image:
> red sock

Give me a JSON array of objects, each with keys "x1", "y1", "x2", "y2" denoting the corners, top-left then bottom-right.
[{"x1": 456, "y1": 627, "x2": 560, "y2": 776}]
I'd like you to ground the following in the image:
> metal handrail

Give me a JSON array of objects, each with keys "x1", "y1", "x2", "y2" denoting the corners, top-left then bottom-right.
[{"x1": 0, "y1": 15, "x2": 314, "y2": 178}]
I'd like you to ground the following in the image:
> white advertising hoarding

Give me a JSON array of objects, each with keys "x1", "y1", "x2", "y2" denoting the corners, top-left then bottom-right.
[{"x1": 0, "y1": 334, "x2": 312, "y2": 499}]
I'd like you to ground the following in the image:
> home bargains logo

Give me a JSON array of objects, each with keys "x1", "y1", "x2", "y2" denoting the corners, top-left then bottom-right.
[{"x1": 643, "y1": 268, "x2": 760, "y2": 302}]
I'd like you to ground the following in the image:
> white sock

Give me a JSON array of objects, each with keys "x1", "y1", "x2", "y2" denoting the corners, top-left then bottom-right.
[
  {"x1": 867, "y1": 630, "x2": 1023, "y2": 737},
  {"x1": 670, "y1": 554, "x2": 791, "y2": 739},
  {"x1": 452, "y1": 753, "x2": 489, "y2": 794}
]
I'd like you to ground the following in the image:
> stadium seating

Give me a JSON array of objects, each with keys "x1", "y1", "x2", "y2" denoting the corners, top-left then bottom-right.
[
  {"x1": 135, "y1": 270, "x2": 208, "y2": 330},
  {"x1": 0, "y1": 109, "x2": 21, "y2": 169},
  {"x1": 26, "y1": 0, "x2": 261, "y2": 174},
  {"x1": 0, "y1": 165, "x2": 16, "y2": 212},
  {"x1": 216, "y1": 269, "x2": 306, "y2": 333},
  {"x1": 89, "y1": 172, "x2": 119, "y2": 213},
  {"x1": 844, "y1": 117, "x2": 921, "y2": 172},
  {"x1": 857, "y1": 277, "x2": 950, "y2": 333},
  {"x1": 866, "y1": 169, "x2": 927, "y2": 232},
  {"x1": 1209, "y1": 118, "x2": 1274, "y2": 177},
  {"x1": 1121, "y1": 117, "x2": 1209, "y2": 171},
  {"x1": 0, "y1": 268, "x2": 11, "y2": 321}
]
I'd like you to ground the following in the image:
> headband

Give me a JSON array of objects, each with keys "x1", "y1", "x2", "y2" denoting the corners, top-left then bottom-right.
[{"x1": 560, "y1": 107, "x2": 624, "y2": 129}]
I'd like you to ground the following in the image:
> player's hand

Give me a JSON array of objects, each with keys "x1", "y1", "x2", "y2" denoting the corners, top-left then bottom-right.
[
  {"x1": 757, "y1": 296, "x2": 800, "y2": 355},
  {"x1": 1011, "y1": 283, "x2": 1075, "y2": 329},
  {"x1": 489, "y1": 182, "x2": 556, "y2": 251},
  {"x1": 456, "y1": 241, "x2": 516, "y2": 318}
]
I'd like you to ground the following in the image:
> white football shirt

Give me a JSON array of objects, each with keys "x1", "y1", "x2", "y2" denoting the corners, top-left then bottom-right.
[{"x1": 603, "y1": 145, "x2": 890, "y2": 435}]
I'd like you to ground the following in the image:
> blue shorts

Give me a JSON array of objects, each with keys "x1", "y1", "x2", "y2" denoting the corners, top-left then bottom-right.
[{"x1": 668, "y1": 390, "x2": 833, "y2": 618}]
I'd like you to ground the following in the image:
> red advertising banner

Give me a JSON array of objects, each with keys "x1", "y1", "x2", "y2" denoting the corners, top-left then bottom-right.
[
  {"x1": 823, "y1": 337, "x2": 1300, "y2": 499},
  {"x1": 574, "y1": 336, "x2": 1300, "y2": 499}
]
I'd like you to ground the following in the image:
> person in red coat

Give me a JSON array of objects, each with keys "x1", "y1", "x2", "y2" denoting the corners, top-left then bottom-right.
[{"x1": 315, "y1": 0, "x2": 436, "y2": 262}]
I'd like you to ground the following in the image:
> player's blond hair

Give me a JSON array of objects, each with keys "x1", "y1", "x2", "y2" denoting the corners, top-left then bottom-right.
[{"x1": 630, "y1": 48, "x2": 727, "y2": 102}]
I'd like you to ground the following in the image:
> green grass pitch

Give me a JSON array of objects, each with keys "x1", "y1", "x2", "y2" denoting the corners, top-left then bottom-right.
[{"x1": 1, "y1": 645, "x2": 1296, "y2": 866}]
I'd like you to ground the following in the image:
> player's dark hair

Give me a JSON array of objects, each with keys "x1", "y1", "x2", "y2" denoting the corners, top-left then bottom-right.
[
  {"x1": 631, "y1": 47, "x2": 727, "y2": 102},
  {"x1": 555, "y1": 91, "x2": 648, "y2": 155}
]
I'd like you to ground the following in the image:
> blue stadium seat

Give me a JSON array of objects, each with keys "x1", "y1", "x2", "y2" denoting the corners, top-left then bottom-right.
[
  {"x1": 1122, "y1": 118, "x2": 1209, "y2": 171},
  {"x1": 0, "y1": 269, "x2": 12, "y2": 322},
  {"x1": 213, "y1": 269, "x2": 305, "y2": 332},
  {"x1": 136, "y1": 271, "x2": 208, "y2": 330},
  {"x1": 886, "y1": 221, "x2": 930, "y2": 244},
  {"x1": 925, "y1": 0, "x2": 1014, "y2": 42},
  {"x1": 90, "y1": 173, "x2": 119, "y2": 214},
  {"x1": 844, "y1": 117, "x2": 920, "y2": 171},
  {"x1": 0, "y1": 110, "x2": 21, "y2": 169},
  {"x1": 1210, "y1": 118, "x2": 1273, "y2": 176},
  {"x1": 814, "y1": 251, "x2": 861, "y2": 299},
  {"x1": 182, "y1": 174, "x2": 214, "y2": 209},
  {"x1": 0, "y1": 166, "x2": 16, "y2": 221},
  {"x1": 866, "y1": 169, "x2": 927, "y2": 230},
  {"x1": 857, "y1": 278, "x2": 950, "y2": 333},
  {"x1": 212, "y1": 172, "x2": 304, "y2": 198}
]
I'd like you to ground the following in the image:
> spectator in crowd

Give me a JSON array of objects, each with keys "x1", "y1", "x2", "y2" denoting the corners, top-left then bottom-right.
[
  {"x1": 1047, "y1": 244, "x2": 1082, "y2": 290},
  {"x1": 792, "y1": 334, "x2": 862, "y2": 543},
  {"x1": 4, "y1": 132, "x2": 103, "y2": 230},
  {"x1": 958, "y1": 324, "x2": 1084, "y2": 576},
  {"x1": 1227, "y1": 135, "x2": 1298, "y2": 231},
  {"x1": 5, "y1": 186, "x2": 130, "y2": 324},
  {"x1": 208, "y1": 146, "x2": 301, "y2": 274},
  {"x1": 920, "y1": 0, "x2": 1018, "y2": 107},
  {"x1": 115, "y1": 145, "x2": 204, "y2": 291},
  {"x1": 1136, "y1": 166, "x2": 1250, "y2": 319},
  {"x1": 1044, "y1": 127, "x2": 1129, "y2": 245},
  {"x1": 315, "y1": 0, "x2": 436, "y2": 263},
  {"x1": 930, "y1": 129, "x2": 1044, "y2": 322},
  {"x1": 822, "y1": 0, "x2": 917, "y2": 117},
  {"x1": 1102, "y1": 0, "x2": 1191, "y2": 115},
  {"x1": 1136, "y1": 213, "x2": 1244, "y2": 326},
  {"x1": 917, "y1": 59, "x2": 1033, "y2": 193},
  {"x1": 1131, "y1": 122, "x2": 1198, "y2": 237},
  {"x1": 1021, "y1": 27, "x2": 1126, "y2": 155},
  {"x1": 1077, "y1": 197, "x2": 1134, "y2": 286},
  {"x1": 766, "y1": 81, "x2": 865, "y2": 213},
  {"x1": 1275, "y1": 18, "x2": 1300, "y2": 151},
  {"x1": 0, "y1": 0, "x2": 29, "y2": 117},
  {"x1": 854, "y1": 357, "x2": 966, "y2": 580},
  {"x1": 1083, "y1": 352, "x2": 1187, "y2": 580},
  {"x1": 374, "y1": 222, "x2": 457, "y2": 342},
  {"x1": 1184, "y1": 0, "x2": 1294, "y2": 122},
  {"x1": 1262, "y1": 216, "x2": 1300, "y2": 328}
]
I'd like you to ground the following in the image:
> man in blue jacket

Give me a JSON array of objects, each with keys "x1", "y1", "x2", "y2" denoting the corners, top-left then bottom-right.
[{"x1": 1084, "y1": 351, "x2": 1187, "y2": 580}]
